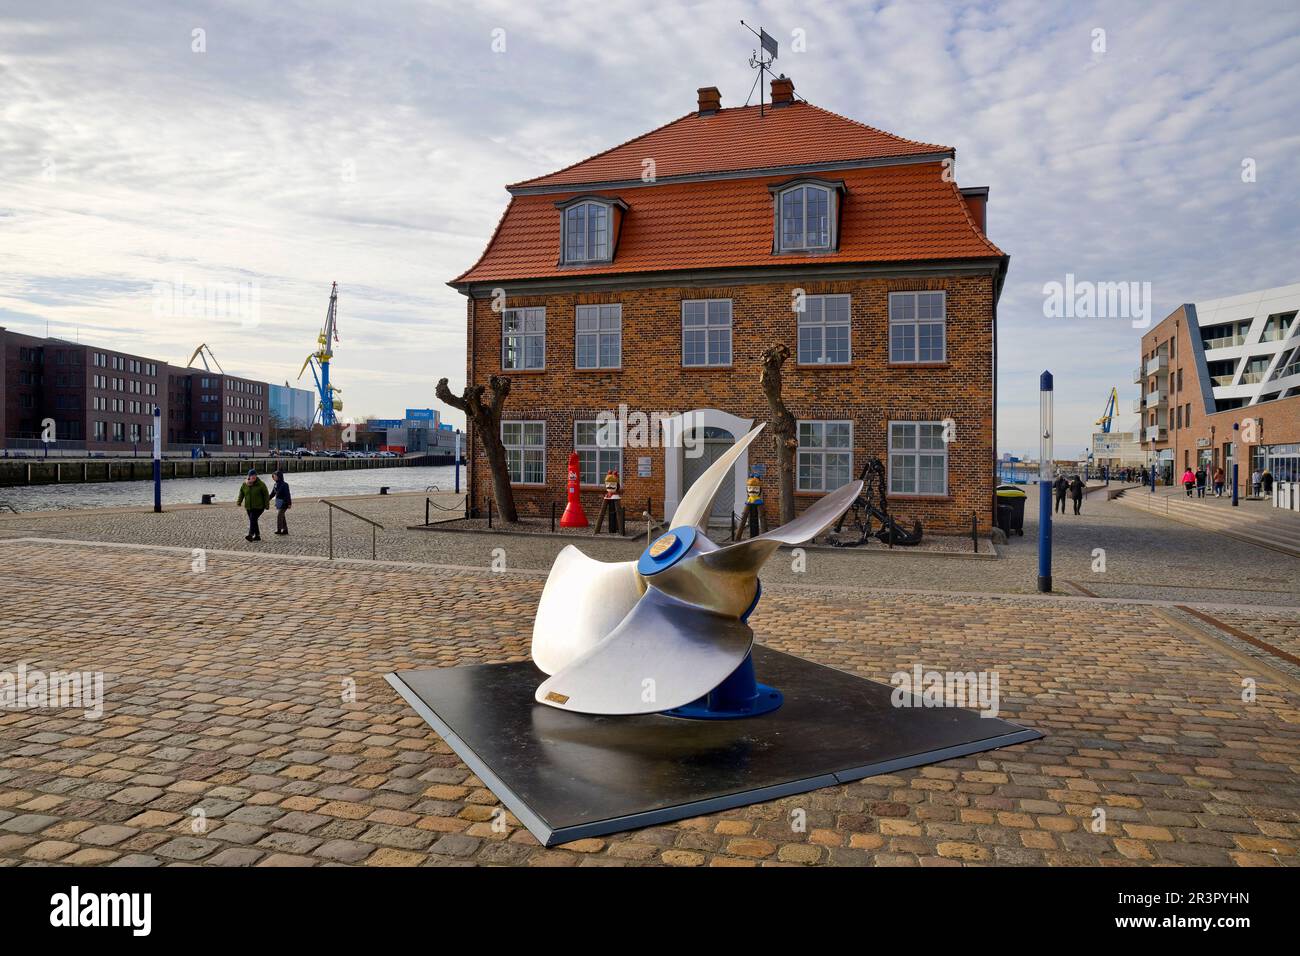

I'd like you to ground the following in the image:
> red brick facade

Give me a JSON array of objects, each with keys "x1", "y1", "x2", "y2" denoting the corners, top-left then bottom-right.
[{"x1": 462, "y1": 271, "x2": 998, "y2": 533}]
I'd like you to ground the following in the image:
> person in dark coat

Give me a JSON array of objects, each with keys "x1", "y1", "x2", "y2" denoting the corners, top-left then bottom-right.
[
  {"x1": 1054, "y1": 474, "x2": 1068, "y2": 514},
  {"x1": 236, "y1": 469, "x2": 270, "y2": 541},
  {"x1": 1195, "y1": 466, "x2": 1207, "y2": 498},
  {"x1": 1069, "y1": 475, "x2": 1085, "y2": 515},
  {"x1": 269, "y1": 469, "x2": 292, "y2": 535}
]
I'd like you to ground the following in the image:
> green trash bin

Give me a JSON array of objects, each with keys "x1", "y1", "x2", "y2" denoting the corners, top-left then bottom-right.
[{"x1": 995, "y1": 485, "x2": 1027, "y2": 536}]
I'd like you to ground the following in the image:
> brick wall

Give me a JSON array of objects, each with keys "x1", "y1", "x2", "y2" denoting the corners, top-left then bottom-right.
[{"x1": 463, "y1": 273, "x2": 997, "y2": 534}]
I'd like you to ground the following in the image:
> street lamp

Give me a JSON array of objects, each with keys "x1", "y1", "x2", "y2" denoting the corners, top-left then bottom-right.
[{"x1": 1038, "y1": 371, "x2": 1053, "y2": 593}]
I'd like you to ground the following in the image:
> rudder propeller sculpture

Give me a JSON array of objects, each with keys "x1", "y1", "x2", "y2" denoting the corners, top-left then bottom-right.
[{"x1": 531, "y1": 424, "x2": 863, "y2": 718}]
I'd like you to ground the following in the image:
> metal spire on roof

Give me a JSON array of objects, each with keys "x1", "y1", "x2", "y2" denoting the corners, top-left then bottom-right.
[{"x1": 740, "y1": 20, "x2": 778, "y2": 117}]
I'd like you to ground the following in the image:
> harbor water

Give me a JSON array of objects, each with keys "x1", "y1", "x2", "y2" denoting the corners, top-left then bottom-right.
[{"x1": 0, "y1": 465, "x2": 459, "y2": 512}]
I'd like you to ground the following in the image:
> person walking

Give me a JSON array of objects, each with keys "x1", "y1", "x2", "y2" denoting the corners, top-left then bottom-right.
[
  {"x1": 1251, "y1": 469, "x2": 1262, "y2": 497},
  {"x1": 1212, "y1": 465, "x2": 1225, "y2": 497},
  {"x1": 1262, "y1": 467, "x2": 1274, "y2": 498},
  {"x1": 269, "y1": 469, "x2": 292, "y2": 535},
  {"x1": 1069, "y1": 474, "x2": 1084, "y2": 515},
  {"x1": 1195, "y1": 465, "x2": 1207, "y2": 498},
  {"x1": 1181, "y1": 467, "x2": 1195, "y2": 497},
  {"x1": 237, "y1": 468, "x2": 270, "y2": 542},
  {"x1": 1054, "y1": 474, "x2": 1068, "y2": 514}
]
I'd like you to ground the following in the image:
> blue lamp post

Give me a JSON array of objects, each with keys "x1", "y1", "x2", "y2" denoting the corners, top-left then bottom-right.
[
  {"x1": 1038, "y1": 371, "x2": 1053, "y2": 593},
  {"x1": 454, "y1": 428, "x2": 462, "y2": 495},
  {"x1": 152, "y1": 405, "x2": 162, "y2": 513}
]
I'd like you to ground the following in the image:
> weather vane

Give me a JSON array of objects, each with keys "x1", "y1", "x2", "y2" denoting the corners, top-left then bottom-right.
[{"x1": 741, "y1": 20, "x2": 779, "y2": 117}]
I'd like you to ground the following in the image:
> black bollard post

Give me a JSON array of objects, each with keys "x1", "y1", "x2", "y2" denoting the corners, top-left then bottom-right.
[
  {"x1": 488, "y1": 499, "x2": 493, "y2": 529},
  {"x1": 971, "y1": 511, "x2": 978, "y2": 553},
  {"x1": 551, "y1": 502, "x2": 556, "y2": 533}
]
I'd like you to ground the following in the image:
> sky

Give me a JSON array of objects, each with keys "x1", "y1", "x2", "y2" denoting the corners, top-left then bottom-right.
[{"x1": 2, "y1": 0, "x2": 1298, "y2": 455}]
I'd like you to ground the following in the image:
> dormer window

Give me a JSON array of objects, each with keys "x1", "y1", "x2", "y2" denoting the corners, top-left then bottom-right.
[
  {"x1": 770, "y1": 178, "x2": 844, "y2": 253},
  {"x1": 556, "y1": 196, "x2": 627, "y2": 265}
]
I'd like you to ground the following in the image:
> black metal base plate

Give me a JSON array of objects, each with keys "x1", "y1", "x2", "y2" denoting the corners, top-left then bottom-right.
[{"x1": 386, "y1": 646, "x2": 1042, "y2": 847}]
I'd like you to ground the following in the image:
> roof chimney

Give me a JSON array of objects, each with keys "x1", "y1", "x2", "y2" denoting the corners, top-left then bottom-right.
[
  {"x1": 697, "y1": 86, "x2": 721, "y2": 116},
  {"x1": 770, "y1": 75, "x2": 794, "y2": 107}
]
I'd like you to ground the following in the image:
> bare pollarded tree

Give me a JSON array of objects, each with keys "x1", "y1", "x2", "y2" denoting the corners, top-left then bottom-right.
[
  {"x1": 436, "y1": 375, "x2": 517, "y2": 522},
  {"x1": 760, "y1": 343, "x2": 797, "y2": 525}
]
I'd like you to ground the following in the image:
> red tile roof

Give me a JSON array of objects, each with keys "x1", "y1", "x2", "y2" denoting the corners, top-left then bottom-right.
[
  {"x1": 510, "y1": 102, "x2": 950, "y2": 190},
  {"x1": 452, "y1": 100, "x2": 1003, "y2": 287}
]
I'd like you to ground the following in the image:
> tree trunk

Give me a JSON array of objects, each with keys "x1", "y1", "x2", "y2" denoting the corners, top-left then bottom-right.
[
  {"x1": 436, "y1": 375, "x2": 518, "y2": 522},
  {"x1": 760, "y1": 344, "x2": 797, "y2": 525}
]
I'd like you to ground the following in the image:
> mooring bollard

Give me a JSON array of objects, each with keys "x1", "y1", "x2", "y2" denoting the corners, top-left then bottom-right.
[
  {"x1": 201, "y1": 494, "x2": 214, "y2": 505},
  {"x1": 380, "y1": 486, "x2": 389, "y2": 495}
]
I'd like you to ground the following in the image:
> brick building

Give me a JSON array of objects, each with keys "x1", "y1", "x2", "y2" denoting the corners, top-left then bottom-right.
[
  {"x1": 450, "y1": 79, "x2": 1009, "y2": 532},
  {"x1": 1138, "y1": 283, "x2": 1300, "y2": 488},
  {"x1": 0, "y1": 327, "x2": 168, "y2": 451},
  {"x1": 1, "y1": 326, "x2": 270, "y2": 454}
]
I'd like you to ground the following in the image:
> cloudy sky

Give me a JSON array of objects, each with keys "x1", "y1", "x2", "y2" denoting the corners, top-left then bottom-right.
[{"x1": 2, "y1": 0, "x2": 1298, "y2": 454}]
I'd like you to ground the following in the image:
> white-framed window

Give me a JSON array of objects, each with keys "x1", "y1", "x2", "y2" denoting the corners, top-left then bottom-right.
[
  {"x1": 889, "y1": 291, "x2": 946, "y2": 363},
  {"x1": 797, "y1": 421, "x2": 853, "y2": 492},
  {"x1": 888, "y1": 421, "x2": 948, "y2": 495},
  {"x1": 682, "y1": 299, "x2": 732, "y2": 366},
  {"x1": 797, "y1": 294, "x2": 851, "y2": 364},
  {"x1": 778, "y1": 183, "x2": 833, "y2": 251},
  {"x1": 502, "y1": 421, "x2": 545, "y2": 484},
  {"x1": 575, "y1": 304, "x2": 622, "y2": 369},
  {"x1": 502, "y1": 307, "x2": 545, "y2": 370},
  {"x1": 562, "y1": 201, "x2": 612, "y2": 263},
  {"x1": 574, "y1": 420, "x2": 622, "y2": 486}
]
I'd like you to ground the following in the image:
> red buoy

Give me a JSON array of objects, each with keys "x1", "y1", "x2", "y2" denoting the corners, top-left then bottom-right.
[{"x1": 559, "y1": 451, "x2": 588, "y2": 527}]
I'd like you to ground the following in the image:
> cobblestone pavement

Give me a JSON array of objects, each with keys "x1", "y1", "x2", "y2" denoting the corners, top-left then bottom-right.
[
  {"x1": 0, "y1": 538, "x2": 1297, "y2": 867},
  {"x1": 1, "y1": 487, "x2": 1298, "y2": 605}
]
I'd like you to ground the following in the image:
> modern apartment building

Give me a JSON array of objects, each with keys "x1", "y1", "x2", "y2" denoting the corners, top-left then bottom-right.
[
  {"x1": 451, "y1": 78, "x2": 1008, "y2": 532},
  {"x1": 1138, "y1": 283, "x2": 1300, "y2": 485}
]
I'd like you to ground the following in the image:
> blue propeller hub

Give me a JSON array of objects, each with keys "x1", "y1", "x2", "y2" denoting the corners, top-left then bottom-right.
[{"x1": 637, "y1": 526, "x2": 697, "y2": 576}]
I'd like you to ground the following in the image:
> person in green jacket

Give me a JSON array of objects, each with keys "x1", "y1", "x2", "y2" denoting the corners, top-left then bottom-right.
[{"x1": 236, "y1": 468, "x2": 270, "y2": 541}]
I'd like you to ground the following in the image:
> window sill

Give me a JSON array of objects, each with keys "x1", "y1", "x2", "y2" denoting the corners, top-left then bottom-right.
[
  {"x1": 499, "y1": 368, "x2": 547, "y2": 376},
  {"x1": 574, "y1": 367, "x2": 622, "y2": 373},
  {"x1": 509, "y1": 482, "x2": 548, "y2": 489},
  {"x1": 888, "y1": 362, "x2": 950, "y2": 369},
  {"x1": 681, "y1": 364, "x2": 734, "y2": 370},
  {"x1": 795, "y1": 362, "x2": 853, "y2": 370},
  {"x1": 887, "y1": 494, "x2": 953, "y2": 501}
]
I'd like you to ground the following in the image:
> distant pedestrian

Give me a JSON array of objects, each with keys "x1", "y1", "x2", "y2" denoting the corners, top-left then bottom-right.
[
  {"x1": 1195, "y1": 466, "x2": 1206, "y2": 498},
  {"x1": 1251, "y1": 469, "x2": 1261, "y2": 497},
  {"x1": 1262, "y1": 468, "x2": 1274, "y2": 497},
  {"x1": 1213, "y1": 466, "x2": 1225, "y2": 497},
  {"x1": 269, "y1": 469, "x2": 292, "y2": 535},
  {"x1": 1181, "y1": 467, "x2": 1195, "y2": 497},
  {"x1": 1069, "y1": 475, "x2": 1084, "y2": 514},
  {"x1": 1054, "y1": 475, "x2": 1068, "y2": 514},
  {"x1": 237, "y1": 468, "x2": 269, "y2": 542}
]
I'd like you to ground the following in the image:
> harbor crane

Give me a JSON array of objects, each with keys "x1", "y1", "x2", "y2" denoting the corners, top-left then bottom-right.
[
  {"x1": 298, "y1": 282, "x2": 342, "y2": 426},
  {"x1": 1095, "y1": 386, "x2": 1118, "y2": 433},
  {"x1": 186, "y1": 343, "x2": 225, "y2": 374}
]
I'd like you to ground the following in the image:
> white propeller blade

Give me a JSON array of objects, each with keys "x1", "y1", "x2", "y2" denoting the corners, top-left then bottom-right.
[
  {"x1": 535, "y1": 588, "x2": 754, "y2": 715},
  {"x1": 531, "y1": 546, "x2": 646, "y2": 675},
  {"x1": 670, "y1": 423, "x2": 765, "y2": 530},
  {"x1": 701, "y1": 479, "x2": 864, "y2": 575}
]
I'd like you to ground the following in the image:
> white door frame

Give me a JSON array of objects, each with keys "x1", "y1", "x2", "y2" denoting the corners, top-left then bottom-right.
[{"x1": 660, "y1": 408, "x2": 755, "y2": 523}]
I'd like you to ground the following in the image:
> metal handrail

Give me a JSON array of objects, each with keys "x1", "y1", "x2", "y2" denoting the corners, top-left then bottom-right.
[{"x1": 322, "y1": 498, "x2": 384, "y2": 560}]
